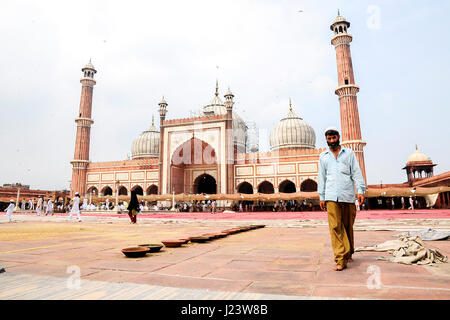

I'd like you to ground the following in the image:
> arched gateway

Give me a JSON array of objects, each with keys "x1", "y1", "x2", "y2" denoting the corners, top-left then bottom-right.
[
  {"x1": 170, "y1": 137, "x2": 218, "y2": 194},
  {"x1": 194, "y1": 174, "x2": 217, "y2": 194}
]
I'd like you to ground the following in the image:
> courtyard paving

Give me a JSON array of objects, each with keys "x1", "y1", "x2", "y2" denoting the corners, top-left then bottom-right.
[{"x1": 0, "y1": 210, "x2": 449, "y2": 300}]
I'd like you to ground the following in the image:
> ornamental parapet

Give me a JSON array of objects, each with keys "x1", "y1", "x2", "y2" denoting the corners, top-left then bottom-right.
[
  {"x1": 75, "y1": 117, "x2": 94, "y2": 127},
  {"x1": 335, "y1": 85, "x2": 359, "y2": 97},
  {"x1": 80, "y1": 78, "x2": 96, "y2": 87},
  {"x1": 341, "y1": 140, "x2": 367, "y2": 150},
  {"x1": 331, "y1": 34, "x2": 352, "y2": 46},
  {"x1": 87, "y1": 157, "x2": 159, "y2": 169},
  {"x1": 162, "y1": 114, "x2": 227, "y2": 126},
  {"x1": 235, "y1": 147, "x2": 327, "y2": 162},
  {"x1": 70, "y1": 160, "x2": 89, "y2": 169}
]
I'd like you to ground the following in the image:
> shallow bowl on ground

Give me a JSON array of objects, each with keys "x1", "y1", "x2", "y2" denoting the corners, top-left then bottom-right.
[
  {"x1": 137, "y1": 244, "x2": 163, "y2": 252},
  {"x1": 121, "y1": 247, "x2": 149, "y2": 258},
  {"x1": 178, "y1": 238, "x2": 190, "y2": 244},
  {"x1": 215, "y1": 232, "x2": 228, "y2": 238},
  {"x1": 161, "y1": 240, "x2": 185, "y2": 248},
  {"x1": 223, "y1": 228, "x2": 240, "y2": 234},
  {"x1": 189, "y1": 236, "x2": 210, "y2": 243},
  {"x1": 202, "y1": 233, "x2": 218, "y2": 239}
]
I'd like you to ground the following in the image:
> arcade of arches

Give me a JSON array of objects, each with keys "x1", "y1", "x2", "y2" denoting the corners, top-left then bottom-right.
[{"x1": 236, "y1": 179, "x2": 317, "y2": 194}]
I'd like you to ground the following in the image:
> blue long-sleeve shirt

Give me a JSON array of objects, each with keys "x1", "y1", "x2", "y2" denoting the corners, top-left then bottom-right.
[{"x1": 318, "y1": 147, "x2": 366, "y2": 203}]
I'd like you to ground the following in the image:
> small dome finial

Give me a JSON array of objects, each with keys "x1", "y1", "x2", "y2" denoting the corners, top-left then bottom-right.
[
  {"x1": 415, "y1": 144, "x2": 418, "y2": 151},
  {"x1": 215, "y1": 79, "x2": 219, "y2": 96},
  {"x1": 152, "y1": 114, "x2": 154, "y2": 126},
  {"x1": 338, "y1": 9, "x2": 340, "y2": 16},
  {"x1": 289, "y1": 98, "x2": 293, "y2": 111}
]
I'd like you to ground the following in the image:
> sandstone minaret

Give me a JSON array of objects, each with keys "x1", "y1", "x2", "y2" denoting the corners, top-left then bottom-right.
[
  {"x1": 70, "y1": 60, "x2": 97, "y2": 196},
  {"x1": 330, "y1": 12, "x2": 367, "y2": 182},
  {"x1": 224, "y1": 87, "x2": 235, "y2": 194},
  {"x1": 158, "y1": 97, "x2": 168, "y2": 194}
]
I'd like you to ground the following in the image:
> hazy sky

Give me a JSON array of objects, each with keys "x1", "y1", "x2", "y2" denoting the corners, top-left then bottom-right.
[{"x1": 1, "y1": 0, "x2": 449, "y2": 190}]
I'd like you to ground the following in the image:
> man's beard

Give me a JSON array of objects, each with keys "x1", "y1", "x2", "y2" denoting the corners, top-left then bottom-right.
[{"x1": 327, "y1": 139, "x2": 340, "y2": 151}]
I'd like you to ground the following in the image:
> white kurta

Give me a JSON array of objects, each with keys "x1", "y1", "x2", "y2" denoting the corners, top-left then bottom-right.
[
  {"x1": 6, "y1": 203, "x2": 15, "y2": 222},
  {"x1": 46, "y1": 200, "x2": 53, "y2": 214},
  {"x1": 68, "y1": 196, "x2": 81, "y2": 221},
  {"x1": 36, "y1": 198, "x2": 42, "y2": 215}
]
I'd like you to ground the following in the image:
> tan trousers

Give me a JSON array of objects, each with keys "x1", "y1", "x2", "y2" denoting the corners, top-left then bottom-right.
[{"x1": 326, "y1": 201, "x2": 356, "y2": 267}]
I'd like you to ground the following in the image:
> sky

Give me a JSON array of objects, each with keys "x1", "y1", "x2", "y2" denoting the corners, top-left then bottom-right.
[{"x1": 0, "y1": 0, "x2": 449, "y2": 190}]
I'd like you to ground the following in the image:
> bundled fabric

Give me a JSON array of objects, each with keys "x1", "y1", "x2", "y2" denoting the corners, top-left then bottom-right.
[
  {"x1": 355, "y1": 235, "x2": 448, "y2": 265},
  {"x1": 397, "y1": 228, "x2": 450, "y2": 241}
]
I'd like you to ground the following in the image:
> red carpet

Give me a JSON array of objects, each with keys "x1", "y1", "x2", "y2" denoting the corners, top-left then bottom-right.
[{"x1": 5, "y1": 209, "x2": 450, "y2": 220}]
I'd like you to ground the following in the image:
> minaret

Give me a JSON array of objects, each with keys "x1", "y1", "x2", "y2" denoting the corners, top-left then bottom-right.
[
  {"x1": 158, "y1": 97, "x2": 168, "y2": 194},
  {"x1": 224, "y1": 87, "x2": 235, "y2": 194},
  {"x1": 330, "y1": 12, "x2": 367, "y2": 182},
  {"x1": 70, "y1": 60, "x2": 97, "y2": 197}
]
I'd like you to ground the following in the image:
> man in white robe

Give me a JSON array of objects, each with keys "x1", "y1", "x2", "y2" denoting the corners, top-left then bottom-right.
[
  {"x1": 81, "y1": 198, "x2": 88, "y2": 210},
  {"x1": 5, "y1": 200, "x2": 15, "y2": 222},
  {"x1": 36, "y1": 197, "x2": 43, "y2": 216},
  {"x1": 68, "y1": 192, "x2": 82, "y2": 222},
  {"x1": 45, "y1": 198, "x2": 53, "y2": 215}
]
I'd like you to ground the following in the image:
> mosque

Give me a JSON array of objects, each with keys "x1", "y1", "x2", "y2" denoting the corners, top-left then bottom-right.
[{"x1": 69, "y1": 13, "x2": 450, "y2": 208}]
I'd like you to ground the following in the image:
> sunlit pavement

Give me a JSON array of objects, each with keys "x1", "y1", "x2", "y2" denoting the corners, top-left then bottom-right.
[{"x1": 0, "y1": 210, "x2": 449, "y2": 300}]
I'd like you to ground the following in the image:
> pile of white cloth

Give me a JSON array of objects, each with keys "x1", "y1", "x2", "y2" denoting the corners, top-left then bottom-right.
[{"x1": 355, "y1": 235, "x2": 448, "y2": 265}]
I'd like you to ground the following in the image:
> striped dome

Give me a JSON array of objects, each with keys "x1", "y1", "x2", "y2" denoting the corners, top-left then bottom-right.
[
  {"x1": 131, "y1": 120, "x2": 160, "y2": 159},
  {"x1": 269, "y1": 105, "x2": 316, "y2": 151}
]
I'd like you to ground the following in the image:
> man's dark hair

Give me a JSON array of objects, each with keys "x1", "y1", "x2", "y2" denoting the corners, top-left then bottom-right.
[{"x1": 325, "y1": 129, "x2": 339, "y2": 137}]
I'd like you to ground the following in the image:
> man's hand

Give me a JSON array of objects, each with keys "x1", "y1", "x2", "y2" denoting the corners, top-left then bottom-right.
[
  {"x1": 320, "y1": 200, "x2": 326, "y2": 211},
  {"x1": 357, "y1": 194, "x2": 365, "y2": 207}
]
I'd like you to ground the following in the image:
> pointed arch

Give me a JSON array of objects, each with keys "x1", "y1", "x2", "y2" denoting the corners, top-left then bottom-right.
[
  {"x1": 279, "y1": 180, "x2": 296, "y2": 193},
  {"x1": 257, "y1": 181, "x2": 274, "y2": 194},
  {"x1": 146, "y1": 184, "x2": 158, "y2": 195},
  {"x1": 101, "y1": 186, "x2": 113, "y2": 196},
  {"x1": 131, "y1": 185, "x2": 143, "y2": 195},
  {"x1": 300, "y1": 179, "x2": 317, "y2": 192},
  {"x1": 236, "y1": 181, "x2": 253, "y2": 194}
]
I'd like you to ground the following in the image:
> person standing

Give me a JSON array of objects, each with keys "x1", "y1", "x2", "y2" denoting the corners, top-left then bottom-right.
[
  {"x1": 45, "y1": 198, "x2": 53, "y2": 215},
  {"x1": 105, "y1": 198, "x2": 110, "y2": 210},
  {"x1": 21, "y1": 199, "x2": 26, "y2": 211},
  {"x1": 401, "y1": 196, "x2": 405, "y2": 209},
  {"x1": 318, "y1": 127, "x2": 366, "y2": 271},
  {"x1": 68, "y1": 192, "x2": 82, "y2": 222},
  {"x1": 28, "y1": 199, "x2": 34, "y2": 211},
  {"x1": 127, "y1": 190, "x2": 139, "y2": 224},
  {"x1": 409, "y1": 196, "x2": 414, "y2": 210},
  {"x1": 211, "y1": 200, "x2": 217, "y2": 214},
  {"x1": 36, "y1": 196, "x2": 43, "y2": 216},
  {"x1": 355, "y1": 198, "x2": 360, "y2": 211},
  {"x1": 5, "y1": 200, "x2": 15, "y2": 222}
]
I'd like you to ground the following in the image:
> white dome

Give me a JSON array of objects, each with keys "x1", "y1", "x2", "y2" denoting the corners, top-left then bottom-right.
[
  {"x1": 407, "y1": 146, "x2": 431, "y2": 163},
  {"x1": 131, "y1": 120, "x2": 160, "y2": 159},
  {"x1": 269, "y1": 106, "x2": 316, "y2": 151},
  {"x1": 201, "y1": 88, "x2": 248, "y2": 153}
]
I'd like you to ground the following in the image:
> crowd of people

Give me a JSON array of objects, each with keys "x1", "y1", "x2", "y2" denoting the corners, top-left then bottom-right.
[{"x1": 1, "y1": 193, "x2": 426, "y2": 224}]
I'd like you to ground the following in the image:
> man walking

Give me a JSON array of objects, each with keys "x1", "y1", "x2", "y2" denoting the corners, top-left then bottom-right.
[
  {"x1": 36, "y1": 196, "x2": 43, "y2": 216},
  {"x1": 45, "y1": 198, "x2": 53, "y2": 215},
  {"x1": 68, "y1": 192, "x2": 82, "y2": 222},
  {"x1": 318, "y1": 127, "x2": 366, "y2": 271},
  {"x1": 5, "y1": 200, "x2": 15, "y2": 222}
]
